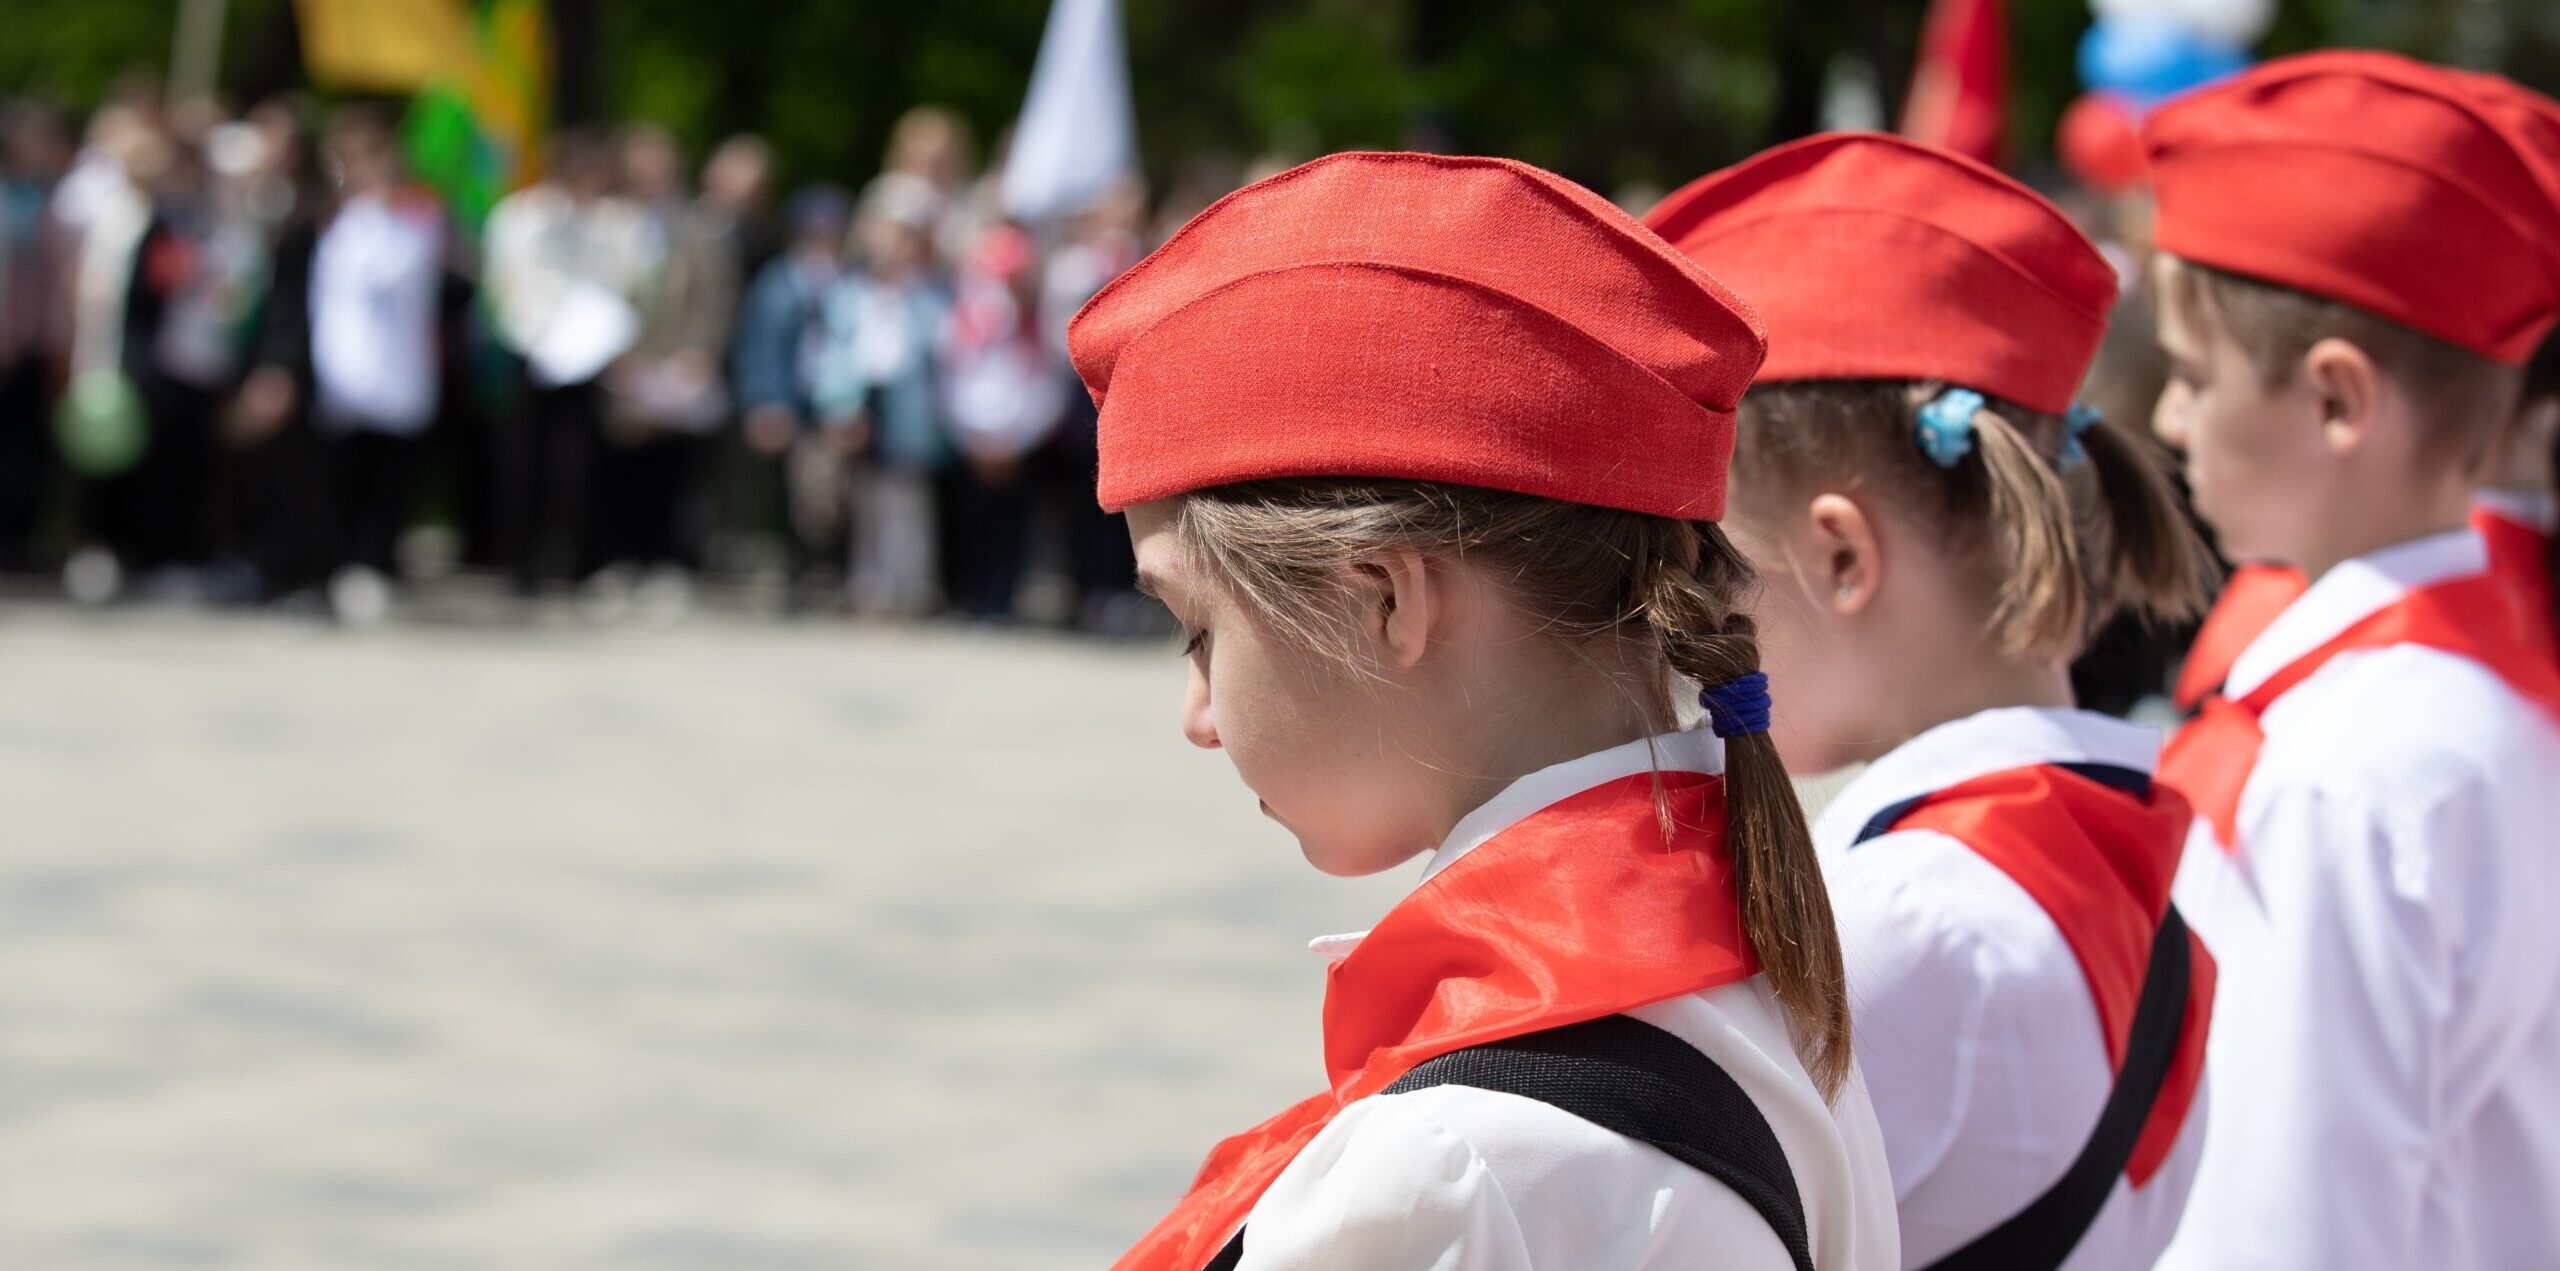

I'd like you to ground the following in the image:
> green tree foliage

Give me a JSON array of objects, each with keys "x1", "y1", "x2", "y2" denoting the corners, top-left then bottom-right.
[{"x1": 5, "y1": 0, "x2": 2556, "y2": 196}]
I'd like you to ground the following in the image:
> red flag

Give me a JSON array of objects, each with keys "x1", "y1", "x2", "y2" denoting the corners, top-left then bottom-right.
[{"x1": 1902, "y1": 0, "x2": 2007, "y2": 166}]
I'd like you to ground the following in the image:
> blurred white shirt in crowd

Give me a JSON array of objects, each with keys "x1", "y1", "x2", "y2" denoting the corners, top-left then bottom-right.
[{"x1": 311, "y1": 191, "x2": 445, "y2": 435}]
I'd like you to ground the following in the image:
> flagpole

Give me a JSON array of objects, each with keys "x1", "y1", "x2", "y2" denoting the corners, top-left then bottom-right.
[{"x1": 170, "y1": 0, "x2": 231, "y2": 104}]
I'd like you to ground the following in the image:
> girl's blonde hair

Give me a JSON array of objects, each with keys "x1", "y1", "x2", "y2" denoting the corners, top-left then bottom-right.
[
  {"x1": 1174, "y1": 479, "x2": 1852, "y2": 1098},
  {"x1": 1735, "y1": 381, "x2": 2214, "y2": 659}
]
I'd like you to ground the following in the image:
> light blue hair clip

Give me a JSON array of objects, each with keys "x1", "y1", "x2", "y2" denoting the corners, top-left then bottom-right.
[
  {"x1": 1914, "y1": 387, "x2": 1983, "y2": 469},
  {"x1": 2060, "y1": 403, "x2": 2103, "y2": 470}
]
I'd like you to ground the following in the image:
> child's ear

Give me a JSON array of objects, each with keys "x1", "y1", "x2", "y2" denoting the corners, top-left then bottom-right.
[
  {"x1": 1359, "y1": 550, "x2": 1436, "y2": 669},
  {"x1": 2303, "y1": 336, "x2": 2382, "y2": 455},
  {"x1": 1804, "y1": 492, "x2": 1883, "y2": 617}
]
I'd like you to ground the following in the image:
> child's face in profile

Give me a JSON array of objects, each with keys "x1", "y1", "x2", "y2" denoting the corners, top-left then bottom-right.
[
  {"x1": 1125, "y1": 502, "x2": 1448, "y2": 878},
  {"x1": 2151, "y1": 256, "x2": 2326, "y2": 566}
]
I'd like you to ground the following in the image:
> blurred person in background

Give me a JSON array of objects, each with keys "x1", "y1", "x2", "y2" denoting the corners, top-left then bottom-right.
[
  {"x1": 882, "y1": 105, "x2": 983, "y2": 270},
  {"x1": 300, "y1": 107, "x2": 450, "y2": 623},
  {"x1": 596, "y1": 126, "x2": 752, "y2": 620},
  {"x1": 811, "y1": 174, "x2": 952, "y2": 617},
  {"x1": 618, "y1": 124, "x2": 685, "y2": 245},
  {"x1": 1037, "y1": 176, "x2": 1148, "y2": 632},
  {"x1": 483, "y1": 128, "x2": 655, "y2": 599},
  {"x1": 50, "y1": 77, "x2": 160, "y2": 237},
  {"x1": 703, "y1": 133, "x2": 778, "y2": 278},
  {"x1": 686, "y1": 133, "x2": 775, "y2": 570},
  {"x1": 98, "y1": 110, "x2": 268, "y2": 598},
  {"x1": 193, "y1": 102, "x2": 318, "y2": 598},
  {"x1": 53, "y1": 104, "x2": 159, "y2": 603},
  {"x1": 0, "y1": 100, "x2": 73, "y2": 574},
  {"x1": 236, "y1": 97, "x2": 314, "y2": 237},
  {"x1": 732, "y1": 183, "x2": 851, "y2": 605},
  {"x1": 230, "y1": 101, "x2": 336, "y2": 609},
  {"x1": 936, "y1": 220, "x2": 1057, "y2": 622}
]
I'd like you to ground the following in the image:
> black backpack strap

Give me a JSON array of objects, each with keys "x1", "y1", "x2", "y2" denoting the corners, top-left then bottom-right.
[
  {"x1": 1204, "y1": 1013, "x2": 1815, "y2": 1271},
  {"x1": 1921, "y1": 904, "x2": 2195, "y2": 1271}
]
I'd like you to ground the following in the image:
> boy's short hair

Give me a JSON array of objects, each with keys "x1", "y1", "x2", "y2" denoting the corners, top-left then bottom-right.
[
  {"x1": 2163, "y1": 256, "x2": 2523, "y2": 465},
  {"x1": 2527, "y1": 330, "x2": 2560, "y2": 409}
]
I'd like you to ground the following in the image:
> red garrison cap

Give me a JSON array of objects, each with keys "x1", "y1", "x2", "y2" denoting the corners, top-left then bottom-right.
[
  {"x1": 1068, "y1": 151, "x2": 1767, "y2": 520},
  {"x1": 2142, "y1": 50, "x2": 2560, "y2": 366},
  {"x1": 1643, "y1": 132, "x2": 2117, "y2": 417},
  {"x1": 2451, "y1": 67, "x2": 2560, "y2": 208}
]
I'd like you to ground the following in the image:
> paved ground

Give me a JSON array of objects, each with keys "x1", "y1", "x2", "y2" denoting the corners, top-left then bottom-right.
[{"x1": 0, "y1": 603, "x2": 1412, "y2": 1270}]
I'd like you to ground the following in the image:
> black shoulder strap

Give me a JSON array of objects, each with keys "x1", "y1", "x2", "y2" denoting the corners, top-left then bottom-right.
[
  {"x1": 1851, "y1": 762, "x2": 2154, "y2": 847},
  {"x1": 1205, "y1": 1014, "x2": 1815, "y2": 1271},
  {"x1": 1921, "y1": 904, "x2": 2195, "y2": 1271},
  {"x1": 1850, "y1": 762, "x2": 2196, "y2": 1269}
]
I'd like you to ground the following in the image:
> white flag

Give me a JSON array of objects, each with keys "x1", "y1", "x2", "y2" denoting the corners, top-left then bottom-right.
[{"x1": 1001, "y1": 0, "x2": 1138, "y2": 224}]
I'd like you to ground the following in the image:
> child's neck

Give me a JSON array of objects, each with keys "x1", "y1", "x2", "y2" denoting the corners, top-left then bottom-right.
[
  {"x1": 2298, "y1": 479, "x2": 2474, "y2": 580},
  {"x1": 1427, "y1": 649, "x2": 1675, "y2": 837},
  {"x1": 1870, "y1": 647, "x2": 2078, "y2": 766}
]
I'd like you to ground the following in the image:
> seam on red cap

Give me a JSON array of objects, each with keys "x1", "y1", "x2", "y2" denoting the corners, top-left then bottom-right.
[
  {"x1": 2153, "y1": 139, "x2": 2560, "y2": 295},
  {"x1": 1671, "y1": 204, "x2": 2115, "y2": 323},
  {"x1": 1235, "y1": 151, "x2": 1753, "y2": 311},
  {"x1": 1648, "y1": 131, "x2": 2085, "y2": 244},
  {"x1": 1106, "y1": 258, "x2": 1742, "y2": 418}
]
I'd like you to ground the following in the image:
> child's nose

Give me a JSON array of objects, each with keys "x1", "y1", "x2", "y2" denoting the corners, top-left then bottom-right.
[
  {"x1": 2152, "y1": 389, "x2": 2191, "y2": 449},
  {"x1": 1181, "y1": 689, "x2": 1221, "y2": 751}
]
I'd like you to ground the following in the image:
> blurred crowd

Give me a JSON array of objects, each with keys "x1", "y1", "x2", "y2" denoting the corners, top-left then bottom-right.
[{"x1": 0, "y1": 82, "x2": 1164, "y2": 632}]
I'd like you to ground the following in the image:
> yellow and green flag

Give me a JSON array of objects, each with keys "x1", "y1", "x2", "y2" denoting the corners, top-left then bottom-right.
[
  {"x1": 401, "y1": 0, "x2": 552, "y2": 230},
  {"x1": 294, "y1": 0, "x2": 470, "y2": 92}
]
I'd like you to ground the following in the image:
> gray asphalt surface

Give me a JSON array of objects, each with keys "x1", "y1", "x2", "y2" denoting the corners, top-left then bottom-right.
[{"x1": 0, "y1": 604, "x2": 1410, "y2": 1270}]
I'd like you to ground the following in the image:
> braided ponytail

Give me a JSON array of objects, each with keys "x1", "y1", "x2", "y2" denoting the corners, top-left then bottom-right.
[{"x1": 1638, "y1": 524, "x2": 1851, "y2": 1099}]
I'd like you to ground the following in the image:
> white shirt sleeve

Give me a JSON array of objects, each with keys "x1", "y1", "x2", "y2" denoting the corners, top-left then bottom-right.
[
  {"x1": 2164, "y1": 779, "x2": 2466, "y2": 1271},
  {"x1": 1238, "y1": 1095, "x2": 1533, "y2": 1271}
]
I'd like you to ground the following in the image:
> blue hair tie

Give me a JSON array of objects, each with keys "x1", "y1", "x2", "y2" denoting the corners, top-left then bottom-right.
[
  {"x1": 2060, "y1": 402, "x2": 2102, "y2": 470},
  {"x1": 1915, "y1": 387, "x2": 1983, "y2": 469},
  {"x1": 1700, "y1": 670, "x2": 1771, "y2": 738}
]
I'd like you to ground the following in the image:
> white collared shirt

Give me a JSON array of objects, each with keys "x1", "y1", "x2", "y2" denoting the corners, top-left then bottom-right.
[
  {"x1": 2473, "y1": 488, "x2": 2558, "y2": 534},
  {"x1": 2161, "y1": 529, "x2": 2560, "y2": 1271},
  {"x1": 1242, "y1": 731, "x2": 1902, "y2": 1271},
  {"x1": 1808, "y1": 707, "x2": 2205, "y2": 1271}
]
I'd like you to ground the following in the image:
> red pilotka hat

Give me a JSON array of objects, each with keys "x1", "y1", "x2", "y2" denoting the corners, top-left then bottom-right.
[
  {"x1": 1067, "y1": 151, "x2": 1768, "y2": 521},
  {"x1": 2142, "y1": 50, "x2": 2560, "y2": 366},
  {"x1": 1642, "y1": 131, "x2": 2118, "y2": 417}
]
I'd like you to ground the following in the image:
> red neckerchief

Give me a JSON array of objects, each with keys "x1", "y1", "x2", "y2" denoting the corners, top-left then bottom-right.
[
  {"x1": 2175, "y1": 508, "x2": 2560, "y2": 711},
  {"x1": 2477, "y1": 506, "x2": 2557, "y2": 663},
  {"x1": 2161, "y1": 571, "x2": 2560, "y2": 856},
  {"x1": 2172, "y1": 565, "x2": 2307, "y2": 712},
  {"x1": 1111, "y1": 771, "x2": 1759, "y2": 1271},
  {"x1": 1882, "y1": 765, "x2": 2214, "y2": 1185}
]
